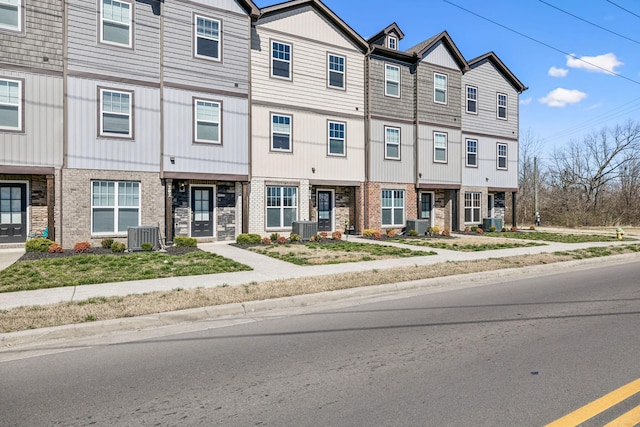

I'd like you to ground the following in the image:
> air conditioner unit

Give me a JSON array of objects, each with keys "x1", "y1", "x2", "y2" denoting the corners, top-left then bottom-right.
[
  {"x1": 291, "y1": 221, "x2": 318, "y2": 241},
  {"x1": 406, "y1": 219, "x2": 430, "y2": 236},
  {"x1": 127, "y1": 226, "x2": 160, "y2": 251}
]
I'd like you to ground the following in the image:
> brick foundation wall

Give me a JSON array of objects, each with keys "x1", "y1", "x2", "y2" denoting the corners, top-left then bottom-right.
[{"x1": 365, "y1": 182, "x2": 416, "y2": 232}]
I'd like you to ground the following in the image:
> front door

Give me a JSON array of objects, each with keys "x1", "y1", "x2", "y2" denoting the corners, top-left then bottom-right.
[
  {"x1": 191, "y1": 187, "x2": 214, "y2": 237},
  {"x1": 488, "y1": 194, "x2": 494, "y2": 218},
  {"x1": 0, "y1": 183, "x2": 27, "y2": 243},
  {"x1": 420, "y1": 192, "x2": 432, "y2": 223},
  {"x1": 317, "y1": 190, "x2": 332, "y2": 232}
]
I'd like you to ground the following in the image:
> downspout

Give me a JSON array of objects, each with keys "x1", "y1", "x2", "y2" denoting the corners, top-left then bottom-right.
[
  {"x1": 413, "y1": 59, "x2": 419, "y2": 208},
  {"x1": 363, "y1": 46, "x2": 373, "y2": 231},
  {"x1": 60, "y1": 0, "x2": 68, "y2": 246},
  {"x1": 245, "y1": 16, "x2": 257, "y2": 234},
  {"x1": 159, "y1": 1, "x2": 172, "y2": 243}
]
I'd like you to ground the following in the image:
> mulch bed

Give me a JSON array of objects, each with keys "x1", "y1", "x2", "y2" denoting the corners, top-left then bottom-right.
[{"x1": 19, "y1": 246, "x2": 201, "y2": 261}]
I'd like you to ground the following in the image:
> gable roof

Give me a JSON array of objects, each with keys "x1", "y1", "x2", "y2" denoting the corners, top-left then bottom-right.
[
  {"x1": 468, "y1": 52, "x2": 528, "y2": 93},
  {"x1": 259, "y1": 0, "x2": 369, "y2": 52},
  {"x1": 366, "y1": 22, "x2": 405, "y2": 45},
  {"x1": 238, "y1": 0, "x2": 260, "y2": 18},
  {"x1": 405, "y1": 31, "x2": 469, "y2": 72}
]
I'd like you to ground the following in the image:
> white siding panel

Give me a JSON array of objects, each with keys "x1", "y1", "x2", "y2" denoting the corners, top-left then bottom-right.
[
  {"x1": 418, "y1": 124, "x2": 462, "y2": 185},
  {"x1": 369, "y1": 120, "x2": 414, "y2": 183},
  {"x1": 188, "y1": 0, "x2": 247, "y2": 15},
  {"x1": 422, "y1": 42, "x2": 459, "y2": 70},
  {"x1": 67, "y1": 77, "x2": 160, "y2": 171},
  {"x1": 462, "y1": 134, "x2": 518, "y2": 188},
  {"x1": 163, "y1": 88, "x2": 248, "y2": 175}
]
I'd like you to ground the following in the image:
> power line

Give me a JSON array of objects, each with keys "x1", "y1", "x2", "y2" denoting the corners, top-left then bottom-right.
[{"x1": 606, "y1": 0, "x2": 640, "y2": 20}]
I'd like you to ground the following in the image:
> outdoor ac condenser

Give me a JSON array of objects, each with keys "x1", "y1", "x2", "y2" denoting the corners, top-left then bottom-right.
[
  {"x1": 405, "y1": 219, "x2": 430, "y2": 236},
  {"x1": 291, "y1": 221, "x2": 318, "y2": 241},
  {"x1": 127, "y1": 226, "x2": 160, "y2": 251}
]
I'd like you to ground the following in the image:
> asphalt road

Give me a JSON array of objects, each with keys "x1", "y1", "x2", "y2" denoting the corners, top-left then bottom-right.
[{"x1": 2, "y1": 261, "x2": 639, "y2": 426}]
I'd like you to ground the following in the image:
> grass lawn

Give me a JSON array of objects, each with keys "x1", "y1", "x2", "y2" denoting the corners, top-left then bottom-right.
[
  {"x1": 391, "y1": 237, "x2": 544, "y2": 252},
  {"x1": 248, "y1": 241, "x2": 436, "y2": 265},
  {"x1": 0, "y1": 251, "x2": 251, "y2": 293},
  {"x1": 482, "y1": 231, "x2": 633, "y2": 243}
]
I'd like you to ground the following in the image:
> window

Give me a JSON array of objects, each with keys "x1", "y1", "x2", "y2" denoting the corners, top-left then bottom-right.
[
  {"x1": 271, "y1": 41, "x2": 291, "y2": 80},
  {"x1": 464, "y1": 192, "x2": 481, "y2": 223},
  {"x1": 194, "y1": 99, "x2": 220, "y2": 143},
  {"x1": 91, "y1": 181, "x2": 139, "y2": 234},
  {"x1": 466, "y1": 139, "x2": 477, "y2": 167},
  {"x1": 328, "y1": 121, "x2": 345, "y2": 156},
  {"x1": 434, "y1": 132, "x2": 447, "y2": 163},
  {"x1": 466, "y1": 86, "x2": 477, "y2": 113},
  {"x1": 434, "y1": 73, "x2": 447, "y2": 104},
  {"x1": 0, "y1": 78, "x2": 21, "y2": 131},
  {"x1": 271, "y1": 114, "x2": 291, "y2": 152},
  {"x1": 381, "y1": 189, "x2": 404, "y2": 227},
  {"x1": 497, "y1": 143, "x2": 508, "y2": 169},
  {"x1": 100, "y1": 0, "x2": 131, "y2": 47},
  {"x1": 388, "y1": 35, "x2": 397, "y2": 50},
  {"x1": 385, "y1": 64, "x2": 400, "y2": 97},
  {"x1": 385, "y1": 126, "x2": 400, "y2": 160},
  {"x1": 0, "y1": 0, "x2": 21, "y2": 32},
  {"x1": 100, "y1": 88, "x2": 132, "y2": 137},
  {"x1": 266, "y1": 186, "x2": 297, "y2": 228},
  {"x1": 497, "y1": 93, "x2": 507, "y2": 119},
  {"x1": 327, "y1": 53, "x2": 345, "y2": 89},
  {"x1": 194, "y1": 15, "x2": 220, "y2": 60}
]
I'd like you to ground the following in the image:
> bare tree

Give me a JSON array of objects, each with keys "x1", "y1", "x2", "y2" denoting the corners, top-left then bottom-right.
[{"x1": 518, "y1": 129, "x2": 545, "y2": 225}]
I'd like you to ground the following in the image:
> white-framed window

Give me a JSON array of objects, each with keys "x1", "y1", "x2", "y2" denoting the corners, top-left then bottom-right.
[
  {"x1": 384, "y1": 126, "x2": 400, "y2": 160},
  {"x1": 0, "y1": 78, "x2": 22, "y2": 131},
  {"x1": 0, "y1": 0, "x2": 21, "y2": 32},
  {"x1": 385, "y1": 64, "x2": 400, "y2": 97},
  {"x1": 466, "y1": 86, "x2": 477, "y2": 114},
  {"x1": 328, "y1": 121, "x2": 345, "y2": 156},
  {"x1": 497, "y1": 143, "x2": 508, "y2": 170},
  {"x1": 194, "y1": 14, "x2": 221, "y2": 61},
  {"x1": 266, "y1": 186, "x2": 297, "y2": 228},
  {"x1": 466, "y1": 139, "x2": 477, "y2": 167},
  {"x1": 464, "y1": 192, "x2": 481, "y2": 223},
  {"x1": 91, "y1": 180, "x2": 140, "y2": 234},
  {"x1": 327, "y1": 53, "x2": 345, "y2": 89},
  {"x1": 434, "y1": 132, "x2": 447, "y2": 163},
  {"x1": 434, "y1": 72, "x2": 447, "y2": 104},
  {"x1": 497, "y1": 93, "x2": 508, "y2": 119},
  {"x1": 194, "y1": 99, "x2": 220, "y2": 144},
  {"x1": 100, "y1": 88, "x2": 132, "y2": 138},
  {"x1": 271, "y1": 113, "x2": 292, "y2": 152},
  {"x1": 388, "y1": 35, "x2": 397, "y2": 50},
  {"x1": 100, "y1": 0, "x2": 132, "y2": 47},
  {"x1": 382, "y1": 189, "x2": 404, "y2": 227},
  {"x1": 271, "y1": 40, "x2": 291, "y2": 80}
]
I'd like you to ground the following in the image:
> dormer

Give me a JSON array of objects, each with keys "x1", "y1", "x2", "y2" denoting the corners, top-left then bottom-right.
[{"x1": 367, "y1": 22, "x2": 405, "y2": 51}]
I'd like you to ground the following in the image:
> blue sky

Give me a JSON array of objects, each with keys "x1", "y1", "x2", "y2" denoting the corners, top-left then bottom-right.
[{"x1": 255, "y1": 0, "x2": 640, "y2": 155}]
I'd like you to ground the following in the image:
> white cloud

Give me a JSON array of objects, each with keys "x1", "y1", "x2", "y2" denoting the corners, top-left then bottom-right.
[
  {"x1": 539, "y1": 88, "x2": 587, "y2": 107},
  {"x1": 520, "y1": 97, "x2": 532, "y2": 105},
  {"x1": 566, "y1": 53, "x2": 623, "y2": 74},
  {"x1": 548, "y1": 66, "x2": 568, "y2": 77}
]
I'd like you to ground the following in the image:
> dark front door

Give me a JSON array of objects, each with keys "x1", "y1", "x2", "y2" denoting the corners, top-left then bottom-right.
[
  {"x1": 420, "y1": 193, "x2": 432, "y2": 222},
  {"x1": 191, "y1": 187, "x2": 214, "y2": 237},
  {"x1": 0, "y1": 183, "x2": 27, "y2": 243},
  {"x1": 317, "y1": 190, "x2": 332, "y2": 232}
]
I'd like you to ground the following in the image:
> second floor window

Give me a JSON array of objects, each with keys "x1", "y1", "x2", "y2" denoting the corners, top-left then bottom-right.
[
  {"x1": 385, "y1": 126, "x2": 400, "y2": 160},
  {"x1": 328, "y1": 54, "x2": 345, "y2": 89},
  {"x1": 0, "y1": 78, "x2": 21, "y2": 131},
  {"x1": 466, "y1": 139, "x2": 477, "y2": 167},
  {"x1": 195, "y1": 15, "x2": 220, "y2": 60},
  {"x1": 497, "y1": 93, "x2": 508, "y2": 119},
  {"x1": 0, "y1": 0, "x2": 21, "y2": 31},
  {"x1": 328, "y1": 121, "x2": 345, "y2": 156},
  {"x1": 271, "y1": 114, "x2": 291, "y2": 152},
  {"x1": 100, "y1": 88, "x2": 132, "y2": 138},
  {"x1": 194, "y1": 99, "x2": 220, "y2": 143},
  {"x1": 385, "y1": 64, "x2": 400, "y2": 97},
  {"x1": 466, "y1": 86, "x2": 477, "y2": 113},
  {"x1": 272, "y1": 41, "x2": 291, "y2": 80},
  {"x1": 101, "y1": 0, "x2": 131, "y2": 47},
  {"x1": 434, "y1": 73, "x2": 447, "y2": 104},
  {"x1": 497, "y1": 143, "x2": 508, "y2": 169},
  {"x1": 434, "y1": 132, "x2": 447, "y2": 163}
]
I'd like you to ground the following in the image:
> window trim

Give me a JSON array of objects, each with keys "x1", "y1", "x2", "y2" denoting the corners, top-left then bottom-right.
[
  {"x1": 270, "y1": 39, "x2": 292, "y2": 81},
  {"x1": 381, "y1": 189, "x2": 405, "y2": 227},
  {"x1": 464, "y1": 191, "x2": 482, "y2": 224},
  {"x1": 270, "y1": 113, "x2": 292, "y2": 153},
  {"x1": 193, "y1": 13, "x2": 222, "y2": 62},
  {"x1": 0, "y1": 0, "x2": 22, "y2": 33},
  {"x1": 0, "y1": 77, "x2": 24, "y2": 133},
  {"x1": 384, "y1": 125, "x2": 401, "y2": 160},
  {"x1": 265, "y1": 185, "x2": 298, "y2": 230},
  {"x1": 466, "y1": 139, "x2": 478, "y2": 168},
  {"x1": 99, "y1": 0, "x2": 133, "y2": 49},
  {"x1": 193, "y1": 97, "x2": 222, "y2": 145},
  {"x1": 433, "y1": 131, "x2": 448, "y2": 164},
  {"x1": 497, "y1": 142, "x2": 508, "y2": 170},
  {"x1": 90, "y1": 180, "x2": 141, "y2": 235},
  {"x1": 327, "y1": 52, "x2": 346, "y2": 90},
  {"x1": 466, "y1": 85, "x2": 478, "y2": 114},
  {"x1": 327, "y1": 120, "x2": 346, "y2": 157},
  {"x1": 434, "y1": 72, "x2": 448, "y2": 105},
  {"x1": 384, "y1": 63, "x2": 400, "y2": 98},
  {"x1": 98, "y1": 86, "x2": 134, "y2": 139},
  {"x1": 497, "y1": 93, "x2": 508, "y2": 120},
  {"x1": 387, "y1": 35, "x2": 397, "y2": 50}
]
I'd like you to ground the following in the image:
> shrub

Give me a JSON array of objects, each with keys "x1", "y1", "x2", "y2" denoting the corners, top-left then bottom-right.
[
  {"x1": 408, "y1": 229, "x2": 418, "y2": 237},
  {"x1": 289, "y1": 233, "x2": 301, "y2": 242},
  {"x1": 270, "y1": 232, "x2": 280, "y2": 242},
  {"x1": 141, "y1": 242, "x2": 154, "y2": 251},
  {"x1": 25, "y1": 238, "x2": 55, "y2": 253},
  {"x1": 386, "y1": 229, "x2": 396, "y2": 238},
  {"x1": 101, "y1": 238, "x2": 114, "y2": 249},
  {"x1": 261, "y1": 237, "x2": 272, "y2": 245},
  {"x1": 277, "y1": 236, "x2": 287, "y2": 244},
  {"x1": 476, "y1": 227, "x2": 484, "y2": 234},
  {"x1": 174, "y1": 236, "x2": 197, "y2": 247},
  {"x1": 309, "y1": 234, "x2": 322, "y2": 242},
  {"x1": 362, "y1": 229, "x2": 376, "y2": 238},
  {"x1": 372, "y1": 230, "x2": 382, "y2": 240},
  {"x1": 470, "y1": 226, "x2": 478, "y2": 232},
  {"x1": 320, "y1": 231, "x2": 329, "y2": 239},
  {"x1": 431, "y1": 225, "x2": 441, "y2": 235},
  {"x1": 331, "y1": 230, "x2": 342, "y2": 240},
  {"x1": 501, "y1": 227, "x2": 507, "y2": 232},
  {"x1": 464, "y1": 226, "x2": 471, "y2": 233},
  {"x1": 511, "y1": 226, "x2": 519, "y2": 232},
  {"x1": 442, "y1": 229, "x2": 451, "y2": 237},
  {"x1": 529, "y1": 225, "x2": 536, "y2": 230},
  {"x1": 47, "y1": 243, "x2": 64, "y2": 253},
  {"x1": 489, "y1": 226, "x2": 497, "y2": 232},
  {"x1": 236, "y1": 233, "x2": 262, "y2": 245},
  {"x1": 74, "y1": 241, "x2": 92, "y2": 253},
  {"x1": 111, "y1": 242, "x2": 126, "y2": 253}
]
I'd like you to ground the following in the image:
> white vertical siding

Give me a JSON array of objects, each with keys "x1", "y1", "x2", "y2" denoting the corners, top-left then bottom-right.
[
  {"x1": 422, "y1": 42, "x2": 459, "y2": 70},
  {"x1": 418, "y1": 124, "x2": 462, "y2": 186},
  {"x1": 189, "y1": 0, "x2": 247, "y2": 15},
  {"x1": 368, "y1": 120, "x2": 414, "y2": 184}
]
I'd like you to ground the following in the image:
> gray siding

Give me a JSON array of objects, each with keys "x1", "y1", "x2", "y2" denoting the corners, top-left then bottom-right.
[
  {"x1": 368, "y1": 119, "x2": 414, "y2": 183},
  {"x1": 416, "y1": 63, "x2": 462, "y2": 127},
  {"x1": 461, "y1": 133, "x2": 518, "y2": 189},
  {"x1": 369, "y1": 56, "x2": 414, "y2": 121},
  {"x1": 67, "y1": 0, "x2": 160, "y2": 82},
  {"x1": 417, "y1": 124, "x2": 461, "y2": 186}
]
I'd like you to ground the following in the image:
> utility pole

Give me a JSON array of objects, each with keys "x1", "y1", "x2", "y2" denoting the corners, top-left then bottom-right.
[{"x1": 534, "y1": 157, "x2": 540, "y2": 226}]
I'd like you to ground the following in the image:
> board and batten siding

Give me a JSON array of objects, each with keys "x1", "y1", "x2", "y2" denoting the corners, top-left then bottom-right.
[
  {"x1": 421, "y1": 42, "x2": 459, "y2": 70},
  {"x1": 163, "y1": 1, "x2": 250, "y2": 95},
  {"x1": 0, "y1": 71, "x2": 63, "y2": 167},
  {"x1": 163, "y1": 87, "x2": 248, "y2": 175},
  {"x1": 67, "y1": 0, "x2": 160, "y2": 82},
  {"x1": 66, "y1": 77, "x2": 160, "y2": 171},
  {"x1": 251, "y1": 106, "x2": 365, "y2": 182},
  {"x1": 368, "y1": 120, "x2": 414, "y2": 184},
  {"x1": 462, "y1": 133, "x2": 518, "y2": 189},
  {"x1": 417, "y1": 124, "x2": 461, "y2": 186},
  {"x1": 462, "y1": 60, "x2": 520, "y2": 139},
  {"x1": 417, "y1": 62, "x2": 462, "y2": 127},
  {"x1": 369, "y1": 57, "x2": 414, "y2": 121}
]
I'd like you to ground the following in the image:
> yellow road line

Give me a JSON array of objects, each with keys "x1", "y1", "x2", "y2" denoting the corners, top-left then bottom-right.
[
  {"x1": 545, "y1": 378, "x2": 640, "y2": 427},
  {"x1": 603, "y1": 404, "x2": 640, "y2": 427}
]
